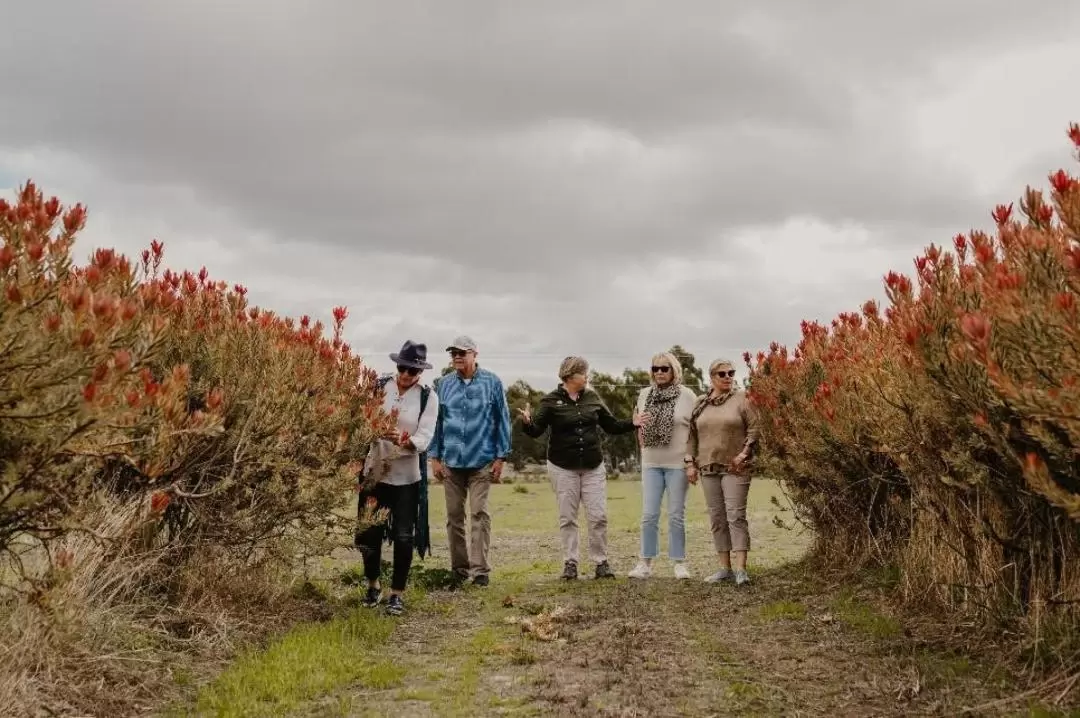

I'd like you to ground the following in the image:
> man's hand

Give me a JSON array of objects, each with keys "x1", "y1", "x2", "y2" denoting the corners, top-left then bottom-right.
[
  {"x1": 517, "y1": 406, "x2": 532, "y2": 424},
  {"x1": 686, "y1": 465, "x2": 699, "y2": 485},
  {"x1": 429, "y1": 458, "x2": 446, "y2": 483},
  {"x1": 491, "y1": 459, "x2": 505, "y2": 484}
]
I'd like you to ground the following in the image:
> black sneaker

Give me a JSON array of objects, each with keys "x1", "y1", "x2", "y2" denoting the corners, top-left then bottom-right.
[
  {"x1": 362, "y1": 586, "x2": 382, "y2": 608},
  {"x1": 386, "y1": 594, "x2": 404, "y2": 616},
  {"x1": 595, "y1": 561, "x2": 615, "y2": 579},
  {"x1": 472, "y1": 574, "x2": 490, "y2": 587},
  {"x1": 561, "y1": 560, "x2": 578, "y2": 581}
]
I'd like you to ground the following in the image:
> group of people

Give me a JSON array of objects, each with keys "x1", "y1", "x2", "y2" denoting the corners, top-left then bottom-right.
[{"x1": 354, "y1": 336, "x2": 759, "y2": 616}]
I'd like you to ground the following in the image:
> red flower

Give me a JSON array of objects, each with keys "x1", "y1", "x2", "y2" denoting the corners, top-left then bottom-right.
[
  {"x1": 76, "y1": 328, "x2": 96, "y2": 348},
  {"x1": 5, "y1": 285, "x2": 22, "y2": 304},
  {"x1": 62, "y1": 203, "x2": 86, "y2": 233},
  {"x1": 742, "y1": 351, "x2": 751, "y2": 365},
  {"x1": 92, "y1": 363, "x2": 109, "y2": 382},
  {"x1": 43, "y1": 196, "x2": 61, "y2": 220},
  {"x1": 960, "y1": 313, "x2": 990, "y2": 345},
  {"x1": 991, "y1": 202, "x2": 1013, "y2": 226},
  {"x1": 150, "y1": 239, "x2": 164, "y2": 259},
  {"x1": 82, "y1": 382, "x2": 97, "y2": 402},
  {"x1": 0, "y1": 244, "x2": 13, "y2": 271},
  {"x1": 26, "y1": 241, "x2": 44, "y2": 262},
  {"x1": 333, "y1": 306, "x2": 348, "y2": 325},
  {"x1": 1055, "y1": 292, "x2": 1075, "y2": 312},
  {"x1": 44, "y1": 314, "x2": 62, "y2": 332},
  {"x1": 1036, "y1": 204, "x2": 1054, "y2": 226},
  {"x1": 113, "y1": 350, "x2": 132, "y2": 372},
  {"x1": 1069, "y1": 122, "x2": 1080, "y2": 148},
  {"x1": 1050, "y1": 169, "x2": 1076, "y2": 194},
  {"x1": 150, "y1": 491, "x2": 171, "y2": 514}
]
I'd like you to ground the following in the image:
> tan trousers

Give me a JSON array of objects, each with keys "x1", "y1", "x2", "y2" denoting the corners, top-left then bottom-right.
[
  {"x1": 443, "y1": 465, "x2": 493, "y2": 578},
  {"x1": 547, "y1": 461, "x2": 608, "y2": 564},
  {"x1": 702, "y1": 472, "x2": 751, "y2": 552}
]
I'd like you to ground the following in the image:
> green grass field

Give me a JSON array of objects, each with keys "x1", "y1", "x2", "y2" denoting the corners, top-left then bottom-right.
[{"x1": 183, "y1": 478, "x2": 1050, "y2": 717}]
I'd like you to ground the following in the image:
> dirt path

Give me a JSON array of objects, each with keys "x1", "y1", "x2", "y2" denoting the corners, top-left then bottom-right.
[{"x1": 301, "y1": 480, "x2": 1032, "y2": 717}]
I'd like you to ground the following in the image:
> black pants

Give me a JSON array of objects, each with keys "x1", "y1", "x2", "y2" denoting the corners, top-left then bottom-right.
[{"x1": 356, "y1": 481, "x2": 418, "y2": 592}]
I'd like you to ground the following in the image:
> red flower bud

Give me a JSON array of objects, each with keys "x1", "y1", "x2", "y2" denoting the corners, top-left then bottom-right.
[
  {"x1": 82, "y1": 382, "x2": 97, "y2": 402},
  {"x1": 5, "y1": 285, "x2": 22, "y2": 304},
  {"x1": 76, "y1": 328, "x2": 95, "y2": 348},
  {"x1": 1050, "y1": 169, "x2": 1076, "y2": 194},
  {"x1": 991, "y1": 202, "x2": 1013, "y2": 226},
  {"x1": 0, "y1": 244, "x2": 13, "y2": 271},
  {"x1": 150, "y1": 491, "x2": 171, "y2": 514},
  {"x1": 26, "y1": 241, "x2": 44, "y2": 262},
  {"x1": 62, "y1": 203, "x2": 86, "y2": 234},
  {"x1": 44, "y1": 314, "x2": 61, "y2": 332},
  {"x1": 92, "y1": 363, "x2": 109, "y2": 382},
  {"x1": 113, "y1": 350, "x2": 132, "y2": 372},
  {"x1": 1069, "y1": 122, "x2": 1080, "y2": 148},
  {"x1": 150, "y1": 239, "x2": 164, "y2": 259}
]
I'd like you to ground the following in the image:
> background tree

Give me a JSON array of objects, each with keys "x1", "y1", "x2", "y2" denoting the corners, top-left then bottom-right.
[{"x1": 669, "y1": 344, "x2": 705, "y2": 395}]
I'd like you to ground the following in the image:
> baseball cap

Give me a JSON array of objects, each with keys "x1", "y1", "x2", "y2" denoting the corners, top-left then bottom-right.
[{"x1": 446, "y1": 335, "x2": 478, "y2": 352}]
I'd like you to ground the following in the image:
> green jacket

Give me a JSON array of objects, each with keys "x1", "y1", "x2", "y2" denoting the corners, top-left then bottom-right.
[{"x1": 522, "y1": 385, "x2": 637, "y2": 471}]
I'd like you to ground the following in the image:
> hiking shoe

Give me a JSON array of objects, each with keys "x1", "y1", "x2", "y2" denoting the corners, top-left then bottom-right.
[
  {"x1": 386, "y1": 594, "x2": 405, "y2": 616},
  {"x1": 704, "y1": 568, "x2": 733, "y2": 584},
  {"x1": 595, "y1": 561, "x2": 616, "y2": 579},
  {"x1": 628, "y1": 561, "x2": 652, "y2": 579},
  {"x1": 561, "y1": 560, "x2": 578, "y2": 581},
  {"x1": 472, "y1": 574, "x2": 490, "y2": 587},
  {"x1": 734, "y1": 569, "x2": 750, "y2": 586},
  {"x1": 673, "y1": 562, "x2": 691, "y2": 580},
  {"x1": 362, "y1": 586, "x2": 382, "y2": 607}
]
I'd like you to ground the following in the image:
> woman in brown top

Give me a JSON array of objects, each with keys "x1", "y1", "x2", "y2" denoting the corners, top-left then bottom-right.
[{"x1": 685, "y1": 358, "x2": 759, "y2": 586}]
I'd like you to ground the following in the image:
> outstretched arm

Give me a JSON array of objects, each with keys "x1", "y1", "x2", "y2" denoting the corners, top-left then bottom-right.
[
  {"x1": 597, "y1": 400, "x2": 636, "y2": 435},
  {"x1": 521, "y1": 401, "x2": 552, "y2": 438}
]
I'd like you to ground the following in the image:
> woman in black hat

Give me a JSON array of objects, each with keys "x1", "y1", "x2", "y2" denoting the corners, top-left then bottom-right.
[{"x1": 356, "y1": 340, "x2": 439, "y2": 616}]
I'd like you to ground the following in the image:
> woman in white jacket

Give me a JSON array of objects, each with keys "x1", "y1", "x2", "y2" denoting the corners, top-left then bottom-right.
[{"x1": 628, "y1": 352, "x2": 699, "y2": 580}]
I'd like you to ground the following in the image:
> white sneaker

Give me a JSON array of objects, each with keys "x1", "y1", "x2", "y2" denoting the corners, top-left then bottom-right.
[
  {"x1": 628, "y1": 561, "x2": 652, "y2": 579},
  {"x1": 704, "y1": 568, "x2": 733, "y2": 583},
  {"x1": 673, "y1": 562, "x2": 691, "y2": 580}
]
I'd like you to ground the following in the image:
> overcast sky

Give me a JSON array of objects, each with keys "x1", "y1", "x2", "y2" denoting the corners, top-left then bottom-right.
[{"x1": 3, "y1": 1, "x2": 1079, "y2": 390}]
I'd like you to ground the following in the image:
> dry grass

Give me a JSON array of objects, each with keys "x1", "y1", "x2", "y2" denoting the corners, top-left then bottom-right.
[{"x1": 0, "y1": 496, "x2": 332, "y2": 718}]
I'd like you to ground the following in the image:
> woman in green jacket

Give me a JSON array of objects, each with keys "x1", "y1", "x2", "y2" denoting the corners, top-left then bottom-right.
[{"x1": 520, "y1": 356, "x2": 648, "y2": 580}]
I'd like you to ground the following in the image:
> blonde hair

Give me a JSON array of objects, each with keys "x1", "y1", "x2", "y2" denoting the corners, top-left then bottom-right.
[
  {"x1": 650, "y1": 351, "x2": 683, "y2": 385},
  {"x1": 558, "y1": 355, "x2": 589, "y2": 381},
  {"x1": 709, "y1": 357, "x2": 735, "y2": 376}
]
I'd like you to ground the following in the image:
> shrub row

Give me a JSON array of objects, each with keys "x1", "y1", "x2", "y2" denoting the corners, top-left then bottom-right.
[{"x1": 746, "y1": 123, "x2": 1080, "y2": 644}]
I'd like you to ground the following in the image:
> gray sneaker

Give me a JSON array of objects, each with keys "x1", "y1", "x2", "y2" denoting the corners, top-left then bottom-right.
[
  {"x1": 734, "y1": 569, "x2": 750, "y2": 586},
  {"x1": 704, "y1": 568, "x2": 733, "y2": 583}
]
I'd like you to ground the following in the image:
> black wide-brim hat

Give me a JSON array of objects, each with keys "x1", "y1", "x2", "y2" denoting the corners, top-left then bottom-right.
[{"x1": 389, "y1": 340, "x2": 434, "y2": 370}]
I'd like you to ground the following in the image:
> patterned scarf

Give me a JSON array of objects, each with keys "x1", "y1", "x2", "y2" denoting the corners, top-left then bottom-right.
[{"x1": 641, "y1": 383, "x2": 682, "y2": 447}]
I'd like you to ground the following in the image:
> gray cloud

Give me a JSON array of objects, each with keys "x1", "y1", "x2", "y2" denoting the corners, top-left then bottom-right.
[{"x1": 2, "y1": 1, "x2": 1077, "y2": 384}]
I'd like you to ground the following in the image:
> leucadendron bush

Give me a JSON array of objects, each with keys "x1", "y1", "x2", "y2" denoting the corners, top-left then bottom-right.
[
  {"x1": 746, "y1": 123, "x2": 1080, "y2": 659},
  {"x1": 0, "y1": 182, "x2": 394, "y2": 715}
]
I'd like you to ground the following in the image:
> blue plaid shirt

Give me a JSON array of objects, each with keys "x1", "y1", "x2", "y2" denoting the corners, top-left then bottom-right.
[{"x1": 429, "y1": 367, "x2": 512, "y2": 469}]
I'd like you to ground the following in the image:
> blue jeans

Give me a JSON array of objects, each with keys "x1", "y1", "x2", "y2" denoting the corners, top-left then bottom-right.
[{"x1": 640, "y1": 466, "x2": 689, "y2": 560}]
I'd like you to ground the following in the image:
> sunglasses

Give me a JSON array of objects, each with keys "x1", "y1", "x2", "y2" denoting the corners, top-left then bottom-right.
[
  {"x1": 651, "y1": 366, "x2": 671, "y2": 373},
  {"x1": 397, "y1": 365, "x2": 422, "y2": 376},
  {"x1": 449, "y1": 349, "x2": 468, "y2": 358},
  {"x1": 712, "y1": 369, "x2": 736, "y2": 378}
]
